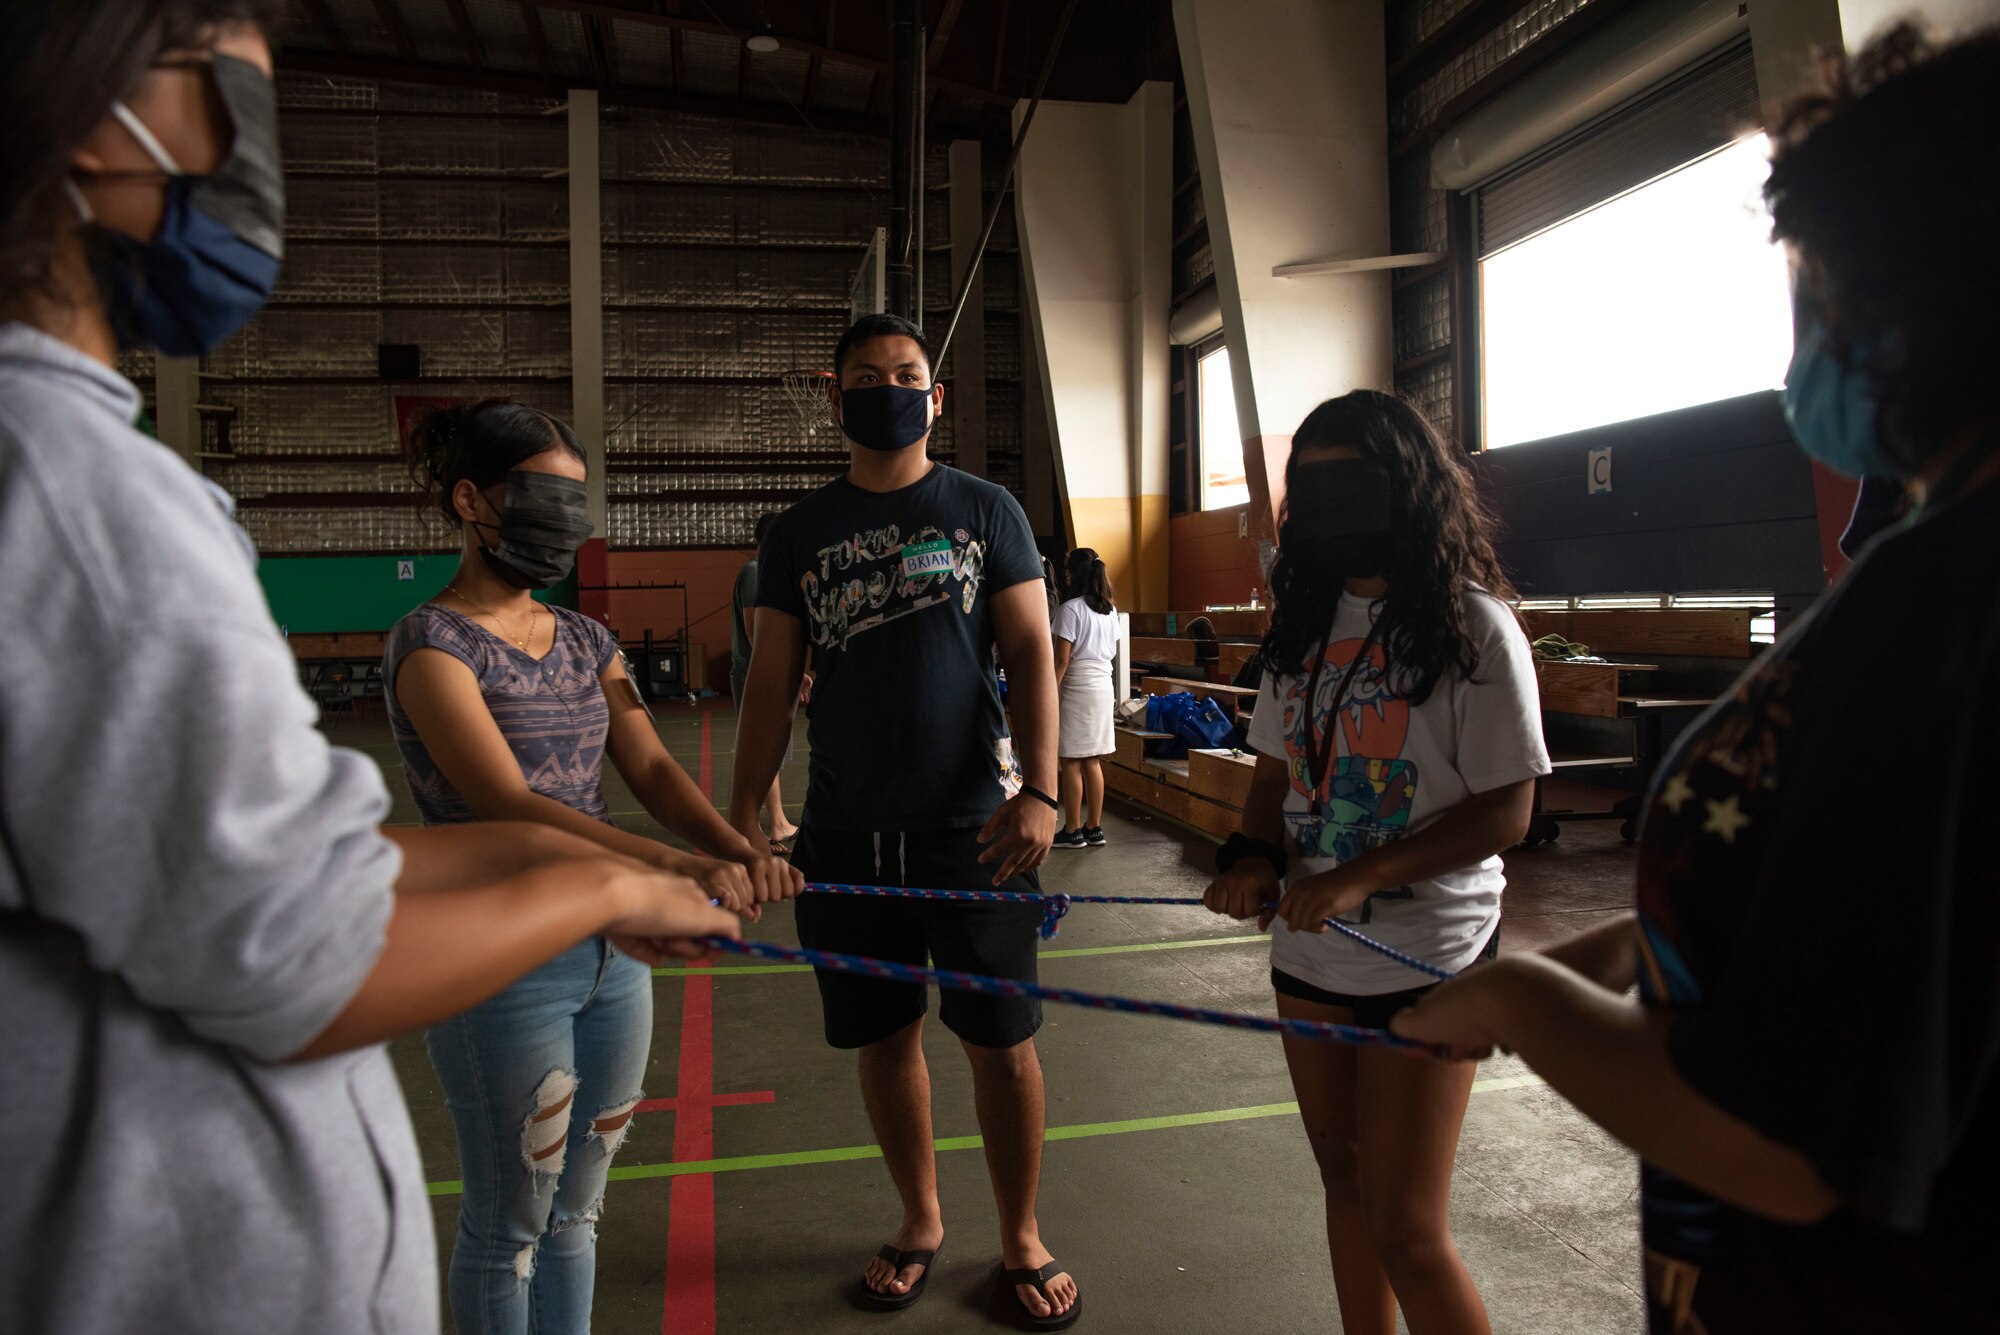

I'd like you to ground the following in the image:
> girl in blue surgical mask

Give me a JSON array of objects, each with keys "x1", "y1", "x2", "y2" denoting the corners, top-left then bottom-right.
[
  {"x1": 0, "y1": 7, "x2": 735, "y2": 1334},
  {"x1": 1396, "y1": 24, "x2": 2000, "y2": 1335},
  {"x1": 388, "y1": 400, "x2": 801, "y2": 1334}
]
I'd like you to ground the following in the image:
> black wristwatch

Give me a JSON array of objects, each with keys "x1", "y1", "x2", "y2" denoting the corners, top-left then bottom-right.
[
  {"x1": 1020, "y1": 783, "x2": 1060, "y2": 813},
  {"x1": 1216, "y1": 832, "x2": 1289, "y2": 879}
]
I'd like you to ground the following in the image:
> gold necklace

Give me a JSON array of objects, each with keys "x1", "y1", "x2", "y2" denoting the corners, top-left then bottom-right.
[{"x1": 447, "y1": 583, "x2": 540, "y2": 650}]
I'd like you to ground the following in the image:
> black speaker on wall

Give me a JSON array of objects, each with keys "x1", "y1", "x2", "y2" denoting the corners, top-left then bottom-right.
[{"x1": 378, "y1": 343, "x2": 421, "y2": 379}]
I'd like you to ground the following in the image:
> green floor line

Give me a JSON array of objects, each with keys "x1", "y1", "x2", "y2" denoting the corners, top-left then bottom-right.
[
  {"x1": 651, "y1": 932, "x2": 1265, "y2": 978},
  {"x1": 423, "y1": 1076, "x2": 1546, "y2": 1196}
]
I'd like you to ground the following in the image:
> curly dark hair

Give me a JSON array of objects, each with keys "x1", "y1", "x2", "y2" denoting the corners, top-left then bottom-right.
[
  {"x1": 1765, "y1": 21, "x2": 2000, "y2": 470},
  {"x1": 0, "y1": 0, "x2": 283, "y2": 318},
  {"x1": 1259, "y1": 390, "x2": 1517, "y2": 706}
]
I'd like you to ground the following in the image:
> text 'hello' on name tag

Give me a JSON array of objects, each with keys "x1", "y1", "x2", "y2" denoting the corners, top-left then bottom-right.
[{"x1": 900, "y1": 538, "x2": 954, "y2": 578}]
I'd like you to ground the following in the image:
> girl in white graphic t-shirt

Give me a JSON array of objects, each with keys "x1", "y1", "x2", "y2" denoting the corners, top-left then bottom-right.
[{"x1": 1204, "y1": 391, "x2": 1549, "y2": 1335}]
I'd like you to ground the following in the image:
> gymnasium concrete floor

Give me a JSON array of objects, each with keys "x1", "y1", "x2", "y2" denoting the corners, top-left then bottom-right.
[{"x1": 337, "y1": 697, "x2": 1646, "y2": 1333}]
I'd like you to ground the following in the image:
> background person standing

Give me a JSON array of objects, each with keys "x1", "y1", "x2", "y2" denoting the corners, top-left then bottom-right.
[{"x1": 1052, "y1": 548, "x2": 1119, "y2": 849}]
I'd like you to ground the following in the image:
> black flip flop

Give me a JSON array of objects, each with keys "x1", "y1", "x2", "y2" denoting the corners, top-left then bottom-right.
[
  {"x1": 859, "y1": 1241, "x2": 941, "y2": 1311},
  {"x1": 1003, "y1": 1260, "x2": 1082, "y2": 1330}
]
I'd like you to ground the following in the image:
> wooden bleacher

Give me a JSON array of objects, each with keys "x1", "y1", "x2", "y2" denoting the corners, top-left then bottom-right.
[
  {"x1": 287, "y1": 630, "x2": 388, "y2": 662},
  {"x1": 1100, "y1": 608, "x2": 1272, "y2": 841},
  {"x1": 1519, "y1": 608, "x2": 1752, "y2": 842},
  {"x1": 1103, "y1": 602, "x2": 1756, "y2": 847}
]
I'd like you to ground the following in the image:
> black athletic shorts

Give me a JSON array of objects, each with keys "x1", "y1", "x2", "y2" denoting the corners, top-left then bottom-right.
[
  {"x1": 1270, "y1": 924, "x2": 1500, "y2": 1029},
  {"x1": 791, "y1": 824, "x2": 1045, "y2": 1050}
]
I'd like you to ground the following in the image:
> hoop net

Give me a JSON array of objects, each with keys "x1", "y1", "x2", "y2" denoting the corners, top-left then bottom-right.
[{"x1": 780, "y1": 370, "x2": 837, "y2": 437}]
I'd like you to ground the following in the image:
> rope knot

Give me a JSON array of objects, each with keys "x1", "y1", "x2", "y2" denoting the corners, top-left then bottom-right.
[{"x1": 1040, "y1": 894, "x2": 1071, "y2": 940}]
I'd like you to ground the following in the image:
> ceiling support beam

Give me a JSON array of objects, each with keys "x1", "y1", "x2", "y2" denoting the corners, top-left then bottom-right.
[
  {"x1": 369, "y1": 0, "x2": 419, "y2": 63},
  {"x1": 927, "y1": 0, "x2": 965, "y2": 70},
  {"x1": 444, "y1": 0, "x2": 485, "y2": 68},
  {"x1": 300, "y1": 0, "x2": 353, "y2": 57},
  {"x1": 521, "y1": 1, "x2": 554, "y2": 81},
  {"x1": 531, "y1": 0, "x2": 1014, "y2": 105}
]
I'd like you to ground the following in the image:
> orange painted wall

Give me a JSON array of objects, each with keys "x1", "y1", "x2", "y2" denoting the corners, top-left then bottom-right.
[
  {"x1": 1168, "y1": 505, "x2": 1263, "y2": 610},
  {"x1": 598, "y1": 548, "x2": 753, "y2": 692}
]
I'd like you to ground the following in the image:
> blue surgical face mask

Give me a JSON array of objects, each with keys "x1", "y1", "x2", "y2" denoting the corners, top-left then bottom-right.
[
  {"x1": 837, "y1": 383, "x2": 934, "y2": 452},
  {"x1": 1782, "y1": 321, "x2": 1907, "y2": 479},
  {"x1": 75, "y1": 54, "x2": 285, "y2": 356}
]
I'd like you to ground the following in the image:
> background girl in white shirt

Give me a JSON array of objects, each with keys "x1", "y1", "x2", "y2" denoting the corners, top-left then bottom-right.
[{"x1": 1052, "y1": 549, "x2": 1120, "y2": 848}]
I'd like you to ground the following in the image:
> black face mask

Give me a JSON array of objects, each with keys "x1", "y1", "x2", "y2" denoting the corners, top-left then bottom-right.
[
  {"x1": 474, "y1": 472, "x2": 593, "y2": 589},
  {"x1": 1280, "y1": 459, "x2": 1395, "y2": 576},
  {"x1": 838, "y1": 384, "x2": 933, "y2": 452}
]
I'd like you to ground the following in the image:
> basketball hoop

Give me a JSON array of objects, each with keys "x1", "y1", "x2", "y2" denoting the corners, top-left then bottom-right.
[{"x1": 780, "y1": 369, "x2": 838, "y2": 438}]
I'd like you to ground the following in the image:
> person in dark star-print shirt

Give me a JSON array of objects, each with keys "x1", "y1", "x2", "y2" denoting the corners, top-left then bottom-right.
[{"x1": 1395, "y1": 24, "x2": 2000, "y2": 1334}]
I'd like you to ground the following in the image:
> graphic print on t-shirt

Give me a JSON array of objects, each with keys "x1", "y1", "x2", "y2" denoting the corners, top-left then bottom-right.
[
  {"x1": 1632, "y1": 653, "x2": 1801, "y2": 1330},
  {"x1": 799, "y1": 521, "x2": 986, "y2": 650},
  {"x1": 1279, "y1": 635, "x2": 1420, "y2": 915}
]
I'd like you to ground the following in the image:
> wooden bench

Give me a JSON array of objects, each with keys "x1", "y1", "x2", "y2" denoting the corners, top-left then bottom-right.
[
  {"x1": 1534, "y1": 659, "x2": 1659, "y2": 719},
  {"x1": 1215, "y1": 642, "x2": 1262, "y2": 678},
  {"x1": 1189, "y1": 748, "x2": 1257, "y2": 809},
  {"x1": 1129, "y1": 609, "x2": 1270, "y2": 638},
  {"x1": 1129, "y1": 635, "x2": 1205, "y2": 667},
  {"x1": 287, "y1": 630, "x2": 388, "y2": 661},
  {"x1": 1522, "y1": 608, "x2": 1753, "y2": 659},
  {"x1": 1523, "y1": 607, "x2": 1751, "y2": 843}
]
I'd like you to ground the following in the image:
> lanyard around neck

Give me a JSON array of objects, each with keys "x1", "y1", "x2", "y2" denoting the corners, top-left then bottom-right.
[{"x1": 1301, "y1": 615, "x2": 1384, "y2": 803}]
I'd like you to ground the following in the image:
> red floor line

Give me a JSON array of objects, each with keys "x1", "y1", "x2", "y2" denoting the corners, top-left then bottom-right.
[{"x1": 662, "y1": 974, "x2": 717, "y2": 1335}]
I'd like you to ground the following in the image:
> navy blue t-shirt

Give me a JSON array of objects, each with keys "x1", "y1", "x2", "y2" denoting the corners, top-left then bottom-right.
[
  {"x1": 756, "y1": 464, "x2": 1042, "y2": 831},
  {"x1": 1631, "y1": 477, "x2": 2000, "y2": 1333}
]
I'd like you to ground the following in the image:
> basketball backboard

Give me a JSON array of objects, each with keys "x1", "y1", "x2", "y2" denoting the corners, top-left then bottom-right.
[{"x1": 849, "y1": 227, "x2": 886, "y2": 324}]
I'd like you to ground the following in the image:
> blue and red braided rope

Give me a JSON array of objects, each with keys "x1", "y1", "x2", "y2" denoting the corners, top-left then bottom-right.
[
  {"x1": 696, "y1": 934, "x2": 1437, "y2": 1053},
  {"x1": 797, "y1": 881, "x2": 1458, "y2": 983}
]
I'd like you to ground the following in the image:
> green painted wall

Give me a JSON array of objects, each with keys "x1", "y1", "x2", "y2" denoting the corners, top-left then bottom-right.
[{"x1": 258, "y1": 555, "x2": 578, "y2": 633}]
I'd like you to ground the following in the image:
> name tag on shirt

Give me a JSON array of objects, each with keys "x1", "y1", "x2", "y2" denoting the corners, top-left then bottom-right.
[{"x1": 900, "y1": 538, "x2": 953, "y2": 578}]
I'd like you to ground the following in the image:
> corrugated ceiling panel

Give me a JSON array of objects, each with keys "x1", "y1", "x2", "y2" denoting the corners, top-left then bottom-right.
[
  {"x1": 541, "y1": 8, "x2": 598, "y2": 84},
  {"x1": 812, "y1": 60, "x2": 874, "y2": 113},
  {"x1": 464, "y1": 0, "x2": 539, "y2": 74},
  {"x1": 680, "y1": 31, "x2": 741, "y2": 98},
  {"x1": 743, "y1": 46, "x2": 812, "y2": 105},
  {"x1": 612, "y1": 19, "x2": 675, "y2": 87},
  {"x1": 325, "y1": 0, "x2": 405, "y2": 60},
  {"x1": 397, "y1": 0, "x2": 466, "y2": 65}
]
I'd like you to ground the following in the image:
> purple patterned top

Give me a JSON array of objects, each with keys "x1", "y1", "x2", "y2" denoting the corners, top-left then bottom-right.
[{"x1": 384, "y1": 602, "x2": 621, "y2": 827}]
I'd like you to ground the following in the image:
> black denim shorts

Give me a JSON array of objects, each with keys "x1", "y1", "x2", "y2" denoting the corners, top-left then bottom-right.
[
  {"x1": 791, "y1": 825, "x2": 1045, "y2": 1050},
  {"x1": 1270, "y1": 924, "x2": 1500, "y2": 1029}
]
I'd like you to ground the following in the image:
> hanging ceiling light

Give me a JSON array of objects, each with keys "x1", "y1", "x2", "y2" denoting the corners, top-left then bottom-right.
[{"x1": 744, "y1": 24, "x2": 780, "y2": 54}]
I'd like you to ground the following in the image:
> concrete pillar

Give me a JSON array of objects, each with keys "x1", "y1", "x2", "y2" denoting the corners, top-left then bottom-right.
[
  {"x1": 1014, "y1": 83, "x2": 1173, "y2": 610},
  {"x1": 1173, "y1": 0, "x2": 1391, "y2": 539},
  {"x1": 155, "y1": 355, "x2": 201, "y2": 465},
  {"x1": 947, "y1": 139, "x2": 988, "y2": 479},
  {"x1": 567, "y1": 89, "x2": 606, "y2": 540},
  {"x1": 567, "y1": 90, "x2": 608, "y2": 621}
]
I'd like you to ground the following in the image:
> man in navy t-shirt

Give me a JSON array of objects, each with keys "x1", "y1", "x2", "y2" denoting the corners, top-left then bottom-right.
[{"x1": 729, "y1": 314, "x2": 1077, "y2": 1326}]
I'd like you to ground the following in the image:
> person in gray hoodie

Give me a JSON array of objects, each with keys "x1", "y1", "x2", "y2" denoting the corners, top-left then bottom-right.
[{"x1": 0, "y1": 6, "x2": 737, "y2": 1332}]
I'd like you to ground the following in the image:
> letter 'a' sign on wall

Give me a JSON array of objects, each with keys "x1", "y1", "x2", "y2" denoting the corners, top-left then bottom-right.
[
  {"x1": 1587, "y1": 448, "x2": 1613, "y2": 496},
  {"x1": 397, "y1": 559, "x2": 415, "y2": 580}
]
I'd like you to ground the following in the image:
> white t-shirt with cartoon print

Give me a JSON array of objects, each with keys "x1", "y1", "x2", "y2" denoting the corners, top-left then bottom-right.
[{"x1": 1246, "y1": 590, "x2": 1550, "y2": 995}]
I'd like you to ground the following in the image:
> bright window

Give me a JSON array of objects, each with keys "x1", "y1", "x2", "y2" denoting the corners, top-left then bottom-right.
[
  {"x1": 1198, "y1": 344, "x2": 1249, "y2": 510},
  {"x1": 1480, "y1": 134, "x2": 1794, "y2": 449}
]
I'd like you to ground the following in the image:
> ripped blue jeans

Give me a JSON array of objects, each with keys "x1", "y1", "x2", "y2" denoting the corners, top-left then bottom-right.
[{"x1": 427, "y1": 937, "x2": 653, "y2": 1335}]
